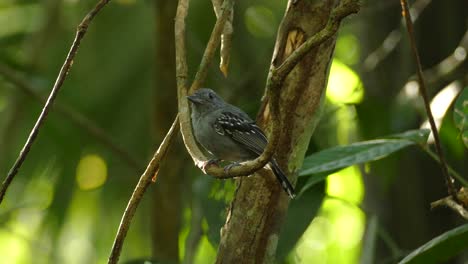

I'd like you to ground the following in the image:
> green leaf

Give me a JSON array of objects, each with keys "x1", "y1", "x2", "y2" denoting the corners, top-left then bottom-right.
[
  {"x1": 300, "y1": 139, "x2": 413, "y2": 177},
  {"x1": 277, "y1": 182, "x2": 325, "y2": 260},
  {"x1": 453, "y1": 87, "x2": 468, "y2": 148},
  {"x1": 399, "y1": 224, "x2": 468, "y2": 264},
  {"x1": 298, "y1": 129, "x2": 430, "y2": 194},
  {"x1": 385, "y1": 129, "x2": 431, "y2": 145}
]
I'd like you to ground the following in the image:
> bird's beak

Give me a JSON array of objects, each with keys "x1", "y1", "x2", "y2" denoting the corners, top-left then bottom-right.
[{"x1": 187, "y1": 95, "x2": 202, "y2": 104}]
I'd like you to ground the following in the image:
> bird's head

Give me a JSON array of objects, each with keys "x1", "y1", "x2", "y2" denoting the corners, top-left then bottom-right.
[{"x1": 187, "y1": 88, "x2": 226, "y2": 114}]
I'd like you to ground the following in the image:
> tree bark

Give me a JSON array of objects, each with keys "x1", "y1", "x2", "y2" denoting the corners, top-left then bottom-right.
[{"x1": 216, "y1": 0, "x2": 341, "y2": 263}]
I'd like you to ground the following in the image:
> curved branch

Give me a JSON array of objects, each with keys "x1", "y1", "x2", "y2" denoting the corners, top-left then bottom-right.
[
  {"x1": 176, "y1": 0, "x2": 280, "y2": 179},
  {"x1": 108, "y1": 116, "x2": 179, "y2": 264},
  {"x1": 0, "y1": 0, "x2": 112, "y2": 205}
]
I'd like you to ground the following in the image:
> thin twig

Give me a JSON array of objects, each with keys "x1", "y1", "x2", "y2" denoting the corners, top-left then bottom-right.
[
  {"x1": 0, "y1": 0, "x2": 112, "y2": 205},
  {"x1": 431, "y1": 188, "x2": 468, "y2": 220},
  {"x1": 108, "y1": 116, "x2": 179, "y2": 264},
  {"x1": 0, "y1": 63, "x2": 143, "y2": 174},
  {"x1": 400, "y1": 0, "x2": 457, "y2": 200}
]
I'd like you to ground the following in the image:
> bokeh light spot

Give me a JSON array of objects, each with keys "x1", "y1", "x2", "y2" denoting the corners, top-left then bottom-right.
[
  {"x1": 327, "y1": 166, "x2": 364, "y2": 204},
  {"x1": 322, "y1": 199, "x2": 365, "y2": 249},
  {"x1": 194, "y1": 236, "x2": 216, "y2": 264},
  {"x1": 327, "y1": 60, "x2": 364, "y2": 104},
  {"x1": 76, "y1": 154, "x2": 107, "y2": 190},
  {"x1": 0, "y1": 229, "x2": 31, "y2": 264}
]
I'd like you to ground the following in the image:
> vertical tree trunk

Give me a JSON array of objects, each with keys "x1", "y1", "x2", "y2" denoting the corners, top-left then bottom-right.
[
  {"x1": 151, "y1": 1, "x2": 184, "y2": 262},
  {"x1": 216, "y1": 0, "x2": 341, "y2": 263}
]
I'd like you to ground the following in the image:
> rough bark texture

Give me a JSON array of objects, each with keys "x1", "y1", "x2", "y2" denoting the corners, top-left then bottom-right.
[
  {"x1": 151, "y1": 0, "x2": 184, "y2": 262},
  {"x1": 216, "y1": 0, "x2": 340, "y2": 263}
]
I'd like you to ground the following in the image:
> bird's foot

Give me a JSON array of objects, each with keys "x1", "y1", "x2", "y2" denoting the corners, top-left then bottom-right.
[
  {"x1": 201, "y1": 159, "x2": 221, "y2": 174},
  {"x1": 223, "y1": 161, "x2": 241, "y2": 176}
]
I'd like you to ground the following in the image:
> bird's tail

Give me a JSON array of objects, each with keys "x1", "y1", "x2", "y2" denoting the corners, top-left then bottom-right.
[{"x1": 269, "y1": 160, "x2": 296, "y2": 199}]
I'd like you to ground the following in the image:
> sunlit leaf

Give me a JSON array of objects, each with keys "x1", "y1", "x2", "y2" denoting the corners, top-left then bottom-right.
[
  {"x1": 453, "y1": 87, "x2": 468, "y2": 148},
  {"x1": 327, "y1": 166, "x2": 363, "y2": 204},
  {"x1": 399, "y1": 224, "x2": 468, "y2": 264}
]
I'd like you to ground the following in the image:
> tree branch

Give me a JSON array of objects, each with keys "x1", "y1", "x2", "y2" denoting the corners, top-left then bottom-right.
[
  {"x1": 175, "y1": 0, "x2": 281, "y2": 180},
  {"x1": 0, "y1": 0, "x2": 112, "y2": 205},
  {"x1": 108, "y1": 116, "x2": 179, "y2": 264},
  {"x1": 400, "y1": 0, "x2": 458, "y2": 200},
  {"x1": 0, "y1": 63, "x2": 144, "y2": 174},
  {"x1": 431, "y1": 187, "x2": 468, "y2": 220}
]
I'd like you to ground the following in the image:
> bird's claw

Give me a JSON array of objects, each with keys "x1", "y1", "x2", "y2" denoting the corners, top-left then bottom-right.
[
  {"x1": 201, "y1": 159, "x2": 221, "y2": 174},
  {"x1": 223, "y1": 162, "x2": 241, "y2": 176}
]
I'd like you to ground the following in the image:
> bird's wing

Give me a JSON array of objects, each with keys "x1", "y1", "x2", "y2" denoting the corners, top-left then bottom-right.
[{"x1": 214, "y1": 111, "x2": 268, "y2": 155}]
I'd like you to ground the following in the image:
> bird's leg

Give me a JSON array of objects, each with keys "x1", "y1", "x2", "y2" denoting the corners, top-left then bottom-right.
[
  {"x1": 223, "y1": 161, "x2": 241, "y2": 176},
  {"x1": 201, "y1": 159, "x2": 221, "y2": 174}
]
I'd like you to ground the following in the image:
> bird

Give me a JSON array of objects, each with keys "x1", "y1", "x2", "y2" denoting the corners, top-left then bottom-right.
[{"x1": 187, "y1": 88, "x2": 296, "y2": 199}]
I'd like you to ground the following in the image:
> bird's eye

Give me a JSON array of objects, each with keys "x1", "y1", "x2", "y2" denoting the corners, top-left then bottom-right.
[{"x1": 208, "y1": 93, "x2": 214, "y2": 100}]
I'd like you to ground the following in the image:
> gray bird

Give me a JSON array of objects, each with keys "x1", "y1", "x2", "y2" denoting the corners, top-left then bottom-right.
[{"x1": 187, "y1": 88, "x2": 295, "y2": 199}]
